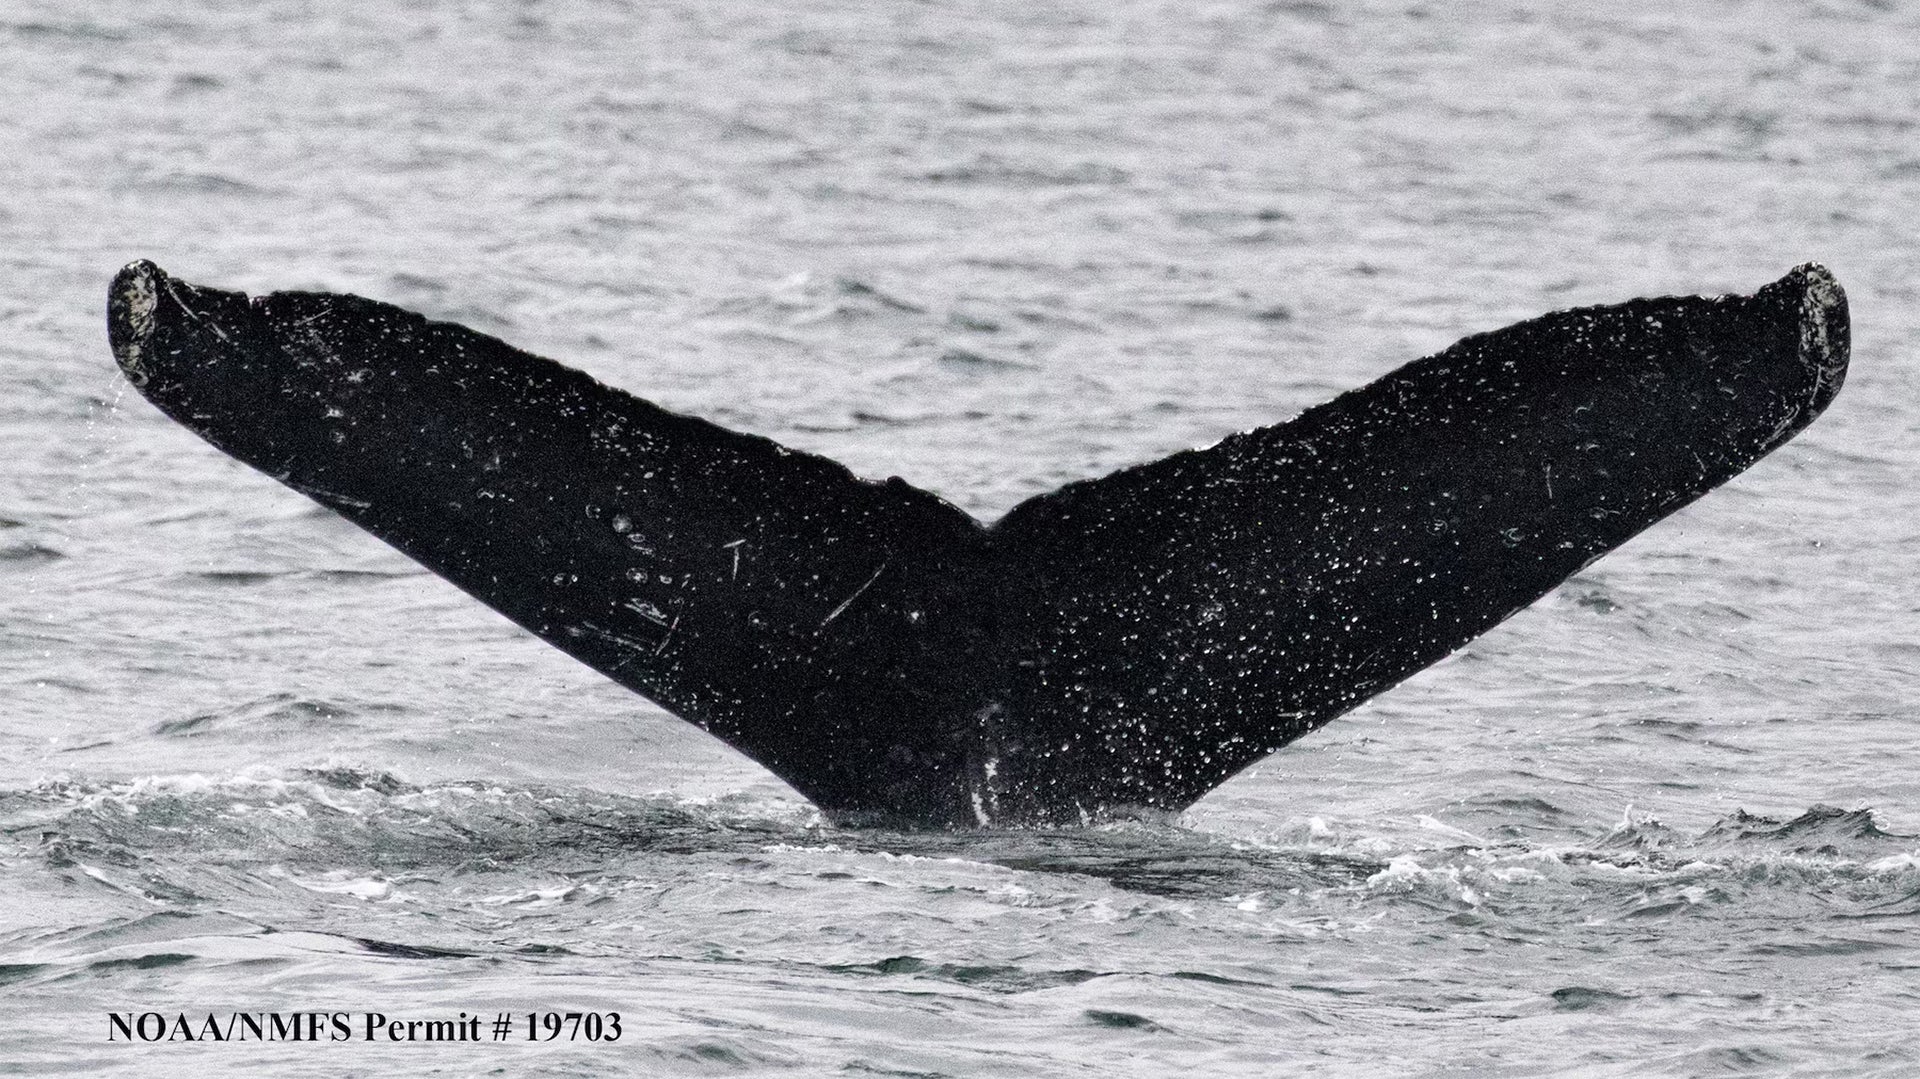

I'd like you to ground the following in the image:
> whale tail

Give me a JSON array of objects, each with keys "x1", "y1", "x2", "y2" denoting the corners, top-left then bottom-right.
[{"x1": 108, "y1": 261, "x2": 1847, "y2": 826}]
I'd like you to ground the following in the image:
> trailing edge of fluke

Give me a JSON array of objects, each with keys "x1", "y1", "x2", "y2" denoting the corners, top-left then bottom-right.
[{"x1": 107, "y1": 260, "x2": 1848, "y2": 826}]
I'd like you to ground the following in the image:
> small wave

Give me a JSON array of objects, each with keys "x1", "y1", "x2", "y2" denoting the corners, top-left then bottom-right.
[
  {"x1": 0, "y1": 963, "x2": 47, "y2": 987},
  {"x1": 1085, "y1": 1009, "x2": 1161, "y2": 1030},
  {"x1": 862, "y1": 824, "x2": 1382, "y2": 900},
  {"x1": 152, "y1": 714, "x2": 215, "y2": 736},
  {"x1": 184, "y1": 569, "x2": 280, "y2": 586},
  {"x1": 919, "y1": 154, "x2": 1132, "y2": 187},
  {"x1": 1698, "y1": 804, "x2": 1902, "y2": 853},
  {"x1": 150, "y1": 694, "x2": 365, "y2": 737},
  {"x1": 0, "y1": 908, "x2": 491, "y2": 987},
  {"x1": 850, "y1": 409, "x2": 924, "y2": 427},
  {"x1": 938, "y1": 347, "x2": 1036, "y2": 372},
  {"x1": 1269, "y1": 0, "x2": 1339, "y2": 22},
  {"x1": 1572, "y1": 587, "x2": 1622, "y2": 613},
  {"x1": 946, "y1": 311, "x2": 1003, "y2": 333},
  {"x1": 4, "y1": 20, "x2": 129, "y2": 42},
  {"x1": 350, "y1": 937, "x2": 477, "y2": 960},
  {"x1": 141, "y1": 172, "x2": 274, "y2": 197},
  {"x1": 307, "y1": 568, "x2": 425, "y2": 583},
  {"x1": 651, "y1": 1039, "x2": 799, "y2": 1070},
  {"x1": 299, "y1": 767, "x2": 417, "y2": 796},
  {"x1": 1550, "y1": 986, "x2": 1634, "y2": 1011},
  {"x1": 387, "y1": 272, "x2": 448, "y2": 294},
  {"x1": 835, "y1": 278, "x2": 924, "y2": 314},
  {"x1": 1748, "y1": 936, "x2": 1896, "y2": 958},
  {"x1": 825, "y1": 955, "x2": 1100, "y2": 993},
  {"x1": 1462, "y1": 794, "x2": 1571, "y2": 820},
  {"x1": 0, "y1": 541, "x2": 64, "y2": 562},
  {"x1": 273, "y1": 867, "x2": 394, "y2": 901},
  {"x1": 84, "y1": 952, "x2": 195, "y2": 973},
  {"x1": 168, "y1": 73, "x2": 221, "y2": 95}
]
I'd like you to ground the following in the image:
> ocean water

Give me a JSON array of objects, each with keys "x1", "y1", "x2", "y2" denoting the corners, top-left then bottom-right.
[{"x1": 4, "y1": 1, "x2": 1919, "y2": 1074}]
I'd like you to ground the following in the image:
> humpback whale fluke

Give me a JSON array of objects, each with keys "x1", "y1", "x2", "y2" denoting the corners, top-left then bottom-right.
[{"x1": 107, "y1": 261, "x2": 1849, "y2": 826}]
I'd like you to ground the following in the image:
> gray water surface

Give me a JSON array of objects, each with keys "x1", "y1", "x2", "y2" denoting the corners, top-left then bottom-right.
[{"x1": 3, "y1": 2, "x2": 1918, "y2": 1074}]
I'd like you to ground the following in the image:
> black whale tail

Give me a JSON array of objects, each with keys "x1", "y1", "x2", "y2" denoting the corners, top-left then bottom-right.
[{"x1": 108, "y1": 260, "x2": 1847, "y2": 826}]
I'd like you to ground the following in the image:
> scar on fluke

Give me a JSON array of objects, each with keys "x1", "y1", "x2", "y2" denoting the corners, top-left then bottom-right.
[{"x1": 108, "y1": 259, "x2": 1847, "y2": 826}]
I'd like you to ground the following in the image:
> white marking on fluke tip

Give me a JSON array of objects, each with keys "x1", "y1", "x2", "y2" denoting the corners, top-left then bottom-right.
[
  {"x1": 114, "y1": 263, "x2": 160, "y2": 385},
  {"x1": 1794, "y1": 262, "x2": 1846, "y2": 402}
]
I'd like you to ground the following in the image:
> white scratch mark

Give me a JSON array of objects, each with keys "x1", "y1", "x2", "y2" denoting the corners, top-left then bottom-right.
[
  {"x1": 163, "y1": 279, "x2": 231, "y2": 343},
  {"x1": 577, "y1": 620, "x2": 655, "y2": 655},
  {"x1": 287, "y1": 482, "x2": 372, "y2": 511},
  {"x1": 822, "y1": 561, "x2": 888, "y2": 626},
  {"x1": 654, "y1": 615, "x2": 681, "y2": 655},
  {"x1": 623, "y1": 599, "x2": 670, "y2": 625}
]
